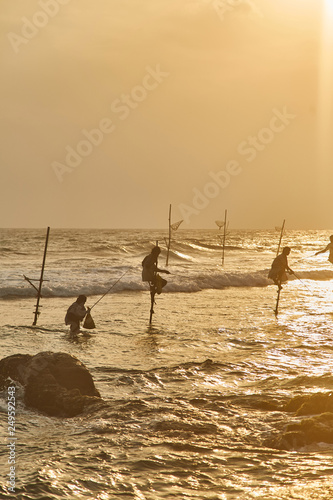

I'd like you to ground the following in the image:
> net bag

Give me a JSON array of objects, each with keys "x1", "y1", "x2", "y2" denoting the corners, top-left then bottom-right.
[{"x1": 83, "y1": 310, "x2": 96, "y2": 329}]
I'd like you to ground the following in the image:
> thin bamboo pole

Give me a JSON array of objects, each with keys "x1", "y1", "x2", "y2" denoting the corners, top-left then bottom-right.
[
  {"x1": 221, "y1": 209, "x2": 227, "y2": 266},
  {"x1": 273, "y1": 220, "x2": 286, "y2": 316},
  {"x1": 274, "y1": 286, "x2": 281, "y2": 316},
  {"x1": 33, "y1": 226, "x2": 50, "y2": 325},
  {"x1": 166, "y1": 204, "x2": 171, "y2": 266},
  {"x1": 149, "y1": 240, "x2": 159, "y2": 324},
  {"x1": 149, "y1": 288, "x2": 155, "y2": 325},
  {"x1": 276, "y1": 219, "x2": 285, "y2": 256}
]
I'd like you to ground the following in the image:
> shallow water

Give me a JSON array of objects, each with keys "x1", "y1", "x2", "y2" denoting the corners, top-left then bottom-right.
[{"x1": 1, "y1": 228, "x2": 333, "y2": 499}]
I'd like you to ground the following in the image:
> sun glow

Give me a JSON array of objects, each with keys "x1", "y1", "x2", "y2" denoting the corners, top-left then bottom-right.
[
  {"x1": 325, "y1": 0, "x2": 333, "y2": 14},
  {"x1": 317, "y1": 0, "x2": 333, "y2": 200}
]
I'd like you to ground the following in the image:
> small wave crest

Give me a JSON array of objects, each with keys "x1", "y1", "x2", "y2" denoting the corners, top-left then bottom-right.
[
  {"x1": 0, "y1": 270, "x2": 276, "y2": 299},
  {"x1": 2, "y1": 265, "x2": 333, "y2": 300}
]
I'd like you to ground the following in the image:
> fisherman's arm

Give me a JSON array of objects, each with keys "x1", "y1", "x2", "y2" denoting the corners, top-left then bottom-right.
[
  {"x1": 156, "y1": 268, "x2": 170, "y2": 274},
  {"x1": 285, "y1": 257, "x2": 293, "y2": 274},
  {"x1": 315, "y1": 244, "x2": 330, "y2": 255}
]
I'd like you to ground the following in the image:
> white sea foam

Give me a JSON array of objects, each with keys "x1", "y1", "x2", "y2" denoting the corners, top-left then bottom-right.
[
  {"x1": 1, "y1": 228, "x2": 333, "y2": 298},
  {"x1": 2, "y1": 228, "x2": 333, "y2": 500}
]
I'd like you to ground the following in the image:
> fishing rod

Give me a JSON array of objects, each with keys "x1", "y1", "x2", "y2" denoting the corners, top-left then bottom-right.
[
  {"x1": 89, "y1": 269, "x2": 130, "y2": 310},
  {"x1": 291, "y1": 271, "x2": 315, "y2": 296}
]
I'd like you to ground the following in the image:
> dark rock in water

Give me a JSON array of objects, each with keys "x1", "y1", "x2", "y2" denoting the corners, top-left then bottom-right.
[
  {"x1": 269, "y1": 412, "x2": 333, "y2": 450},
  {"x1": 0, "y1": 352, "x2": 101, "y2": 417},
  {"x1": 283, "y1": 392, "x2": 333, "y2": 416},
  {"x1": 266, "y1": 392, "x2": 333, "y2": 450}
]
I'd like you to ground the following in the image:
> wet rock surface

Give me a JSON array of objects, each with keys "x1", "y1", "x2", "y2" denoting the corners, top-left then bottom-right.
[
  {"x1": 267, "y1": 392, "x2": 333, "y2": 450},
  {"x1": 0, "y1": 351, "x2": 101, "y2": 417}
]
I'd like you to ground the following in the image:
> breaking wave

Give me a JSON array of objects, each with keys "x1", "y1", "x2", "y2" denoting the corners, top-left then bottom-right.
[{"x1": 0, "y1": 270, "x2": 294, "y2": 299}]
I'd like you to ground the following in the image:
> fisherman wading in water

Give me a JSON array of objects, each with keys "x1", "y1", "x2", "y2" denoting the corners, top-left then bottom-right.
[
  {"x1": 65, "y1": 295, "x2": 88, "y2": 335},
  {"x1": 142, "y1": 246, "x2": 170, "y2": 294},
  {"x1": 268, "y1": 246, "x2": 294, "y2": 290}
]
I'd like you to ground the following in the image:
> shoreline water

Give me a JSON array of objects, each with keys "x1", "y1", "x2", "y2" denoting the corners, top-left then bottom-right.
[{"x1": 2, "y1": 228, "x2": 333, "y2": 499}]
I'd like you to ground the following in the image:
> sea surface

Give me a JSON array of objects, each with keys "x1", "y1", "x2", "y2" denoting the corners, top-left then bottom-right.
[{"x1": 1, "y1": 227, "x2": 333, "y2": 499}]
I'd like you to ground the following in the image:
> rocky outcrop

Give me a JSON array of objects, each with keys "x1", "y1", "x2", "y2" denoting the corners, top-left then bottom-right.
[
  {"x1": 0, "y1": 352, "x2": 101, "y2": 417},
  {"x1": 266, "y1": 392, "x2": 333, "y2": 450},
  {"x1": 282, "y1": 392, "x2": 333, "y2": 416},
  {"x1": 268, "y1": 411, "x2": 333, "y2": 450}
]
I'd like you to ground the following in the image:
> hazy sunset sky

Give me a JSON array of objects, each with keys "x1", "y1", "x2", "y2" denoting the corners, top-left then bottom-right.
[{"x1": 1, "y1": 0, "x2": 332, "y2": 229}]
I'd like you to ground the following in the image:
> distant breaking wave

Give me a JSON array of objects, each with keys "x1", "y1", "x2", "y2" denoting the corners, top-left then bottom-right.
[
  {"x1": 293, "y1": 269, "x2": 333, "y2": 281},
  {"x1": 2, "y1": 268, "x2": 333, "y2": 299},
  {"x1": 187, "y1": 242, "x2": 244, "y2": 252}
]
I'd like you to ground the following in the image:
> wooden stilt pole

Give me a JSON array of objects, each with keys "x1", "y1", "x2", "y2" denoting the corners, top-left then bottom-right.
[
  {"x1": 276, "y1": 219, "x2": 285, "y2": 256},
  {"x1": 149, "y1": 287, "x2": 156, "y2": 325},
  {"x1": 33, "y1": 227, "x2": 50, "y2": 325},
  {"x1": 166, "y1": 204, "x2": 171, "y2": 266},
  {"x1": 222, "y1": 209, "x2": 227, "y2": 266},
  {"x1": 274, "y1": 285, "x2": 281, "y2": 316},
  {"x1": 272, "y1": 220, "x2": 285, "y2": 316},
  {"x1": 149, "y1": 240, "x2": 159, "y2": 325}
]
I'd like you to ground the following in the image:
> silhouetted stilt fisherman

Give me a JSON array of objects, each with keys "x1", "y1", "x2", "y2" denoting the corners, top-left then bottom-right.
[
  {"x1": 268, "y1": 246, "x2": 294, "y2": 316},
  {"x1": 142, "y1": 245, "x2": 170, "y2": 324}
]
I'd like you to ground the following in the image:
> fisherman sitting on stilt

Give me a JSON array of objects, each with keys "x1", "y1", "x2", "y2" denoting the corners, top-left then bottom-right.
[
  {"x1": 268, "y1": 246, "x2": 294, "y2": 290},
  {"x1": 142, "y1": 246, "x2": 170, "y2": 294}
]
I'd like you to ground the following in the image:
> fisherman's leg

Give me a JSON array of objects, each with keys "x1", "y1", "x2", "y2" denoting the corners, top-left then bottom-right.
[
  {"x1": 69, "y1": 321, "x2": 80, "y2": 335},
  {"x1": 272, "y1": 276, "x2": 281, "y2": 289}
]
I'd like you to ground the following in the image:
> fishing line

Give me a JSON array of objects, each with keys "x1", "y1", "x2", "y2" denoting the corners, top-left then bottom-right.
[
  {"x1": 291, "y1": 271, "x2": 315, "y2": 296},
  {"x1": 89, "y1": 269, "x2": 131, "y2": 310},
  {"x1": 83, "y1": 269, "x2": 131, "y2": 329}
]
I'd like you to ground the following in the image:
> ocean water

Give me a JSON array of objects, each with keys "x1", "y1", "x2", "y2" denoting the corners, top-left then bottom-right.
[{"x1": 1, "y1": 228, "x2": 333, "y2": 499}]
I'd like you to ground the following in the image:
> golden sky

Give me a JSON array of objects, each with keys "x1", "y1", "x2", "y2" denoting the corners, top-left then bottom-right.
[{"x1": 1, "y1": 0, "x2": 331, "y2": 228}]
